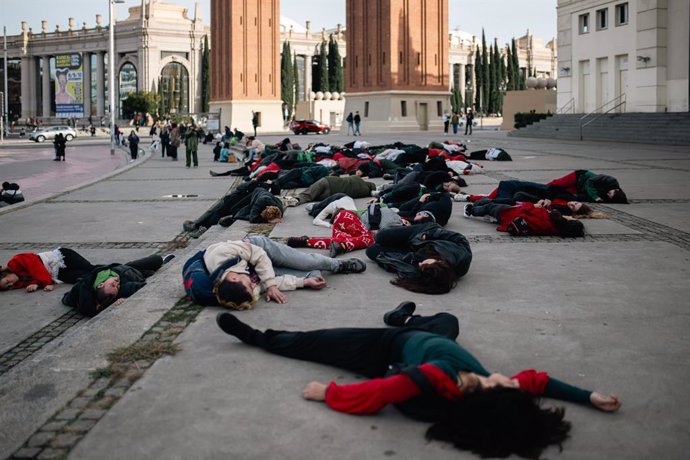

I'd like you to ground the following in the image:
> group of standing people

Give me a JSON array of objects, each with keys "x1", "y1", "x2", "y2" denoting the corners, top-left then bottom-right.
[
  {"x1": 53, "y1": 133, "x2": 67, "y2": 161},
  {"x1": 442, "y1": 110, "x2": 474, "y2": 136},
  {"x1": 345, "y1": 111, "x2": 362, "y2": 136}
]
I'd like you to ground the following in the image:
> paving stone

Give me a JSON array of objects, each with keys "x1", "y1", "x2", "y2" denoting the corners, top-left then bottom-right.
[
  {"x1": 79, "y1": 409, "x2": 107, "y2": 420},
  {"x1": 36, "y1": 448, "x2": 69, "y2": 460},
  {"x1": 104, "y1": 387, "x2": 127, "y2": 398},
  {"x1": 40, "y1": 421, "x2": 68, "y2": 432},
  {"x1": 26, "y1": 432, "x2": 56, "y2": 448},
  {"x1": 69, "y1": 397, "x2": 92, "y2": 410},
  {"x1": 54, "y1": 409, "x2": 80, "y2": 421},
  {"x1": 68, "y1": 419, "x2": 98, "y2": 432},
  {"x1": 50, "y1": 433, "x2": 81, "y2": 449},
  {"x1": 12, "y1": 447, "x2": 42, "y2": 458}
]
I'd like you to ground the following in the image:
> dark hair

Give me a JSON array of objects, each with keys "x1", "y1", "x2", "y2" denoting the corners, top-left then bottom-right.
[
  {"x1": 574, "y1": 203, "x2": 593, "y2": 216},
  {"x1": 551, "y1": 211, "x2": 585, "y2": 238},
  {"x1": 214, "y1": 279, "x2": 253, "y2": 309},
  {"x1": 95, "y1": 286, "x2": 116, "y2": 308},
  {"x1": 0, "y1": 267, "x2": 14, "y2": 291},
  {"x1": 392, "y1": 252, "x2": 458, "y2": 294},
  {"x1": 426, "y1": 387, "x2": 571, "y2": 459},
  {"x1": 605, "y1": 189, "x2": 628, "y2": 204}
]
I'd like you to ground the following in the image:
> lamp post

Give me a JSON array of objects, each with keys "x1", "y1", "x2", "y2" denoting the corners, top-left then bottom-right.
[{"x1": 109, "y1": 0, "x2": 125, "y2": 155}]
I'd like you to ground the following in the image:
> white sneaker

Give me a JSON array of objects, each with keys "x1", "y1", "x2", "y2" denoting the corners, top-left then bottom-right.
[
  {"x1": 370, "y1": 190, "x2": 380, "y2": 198},
  {"x1": 282, "y1": 196, "x2": 300, "y2": 207},
  {"x1": 453, "y1": 193, "x2": 469, "y2": 202}
]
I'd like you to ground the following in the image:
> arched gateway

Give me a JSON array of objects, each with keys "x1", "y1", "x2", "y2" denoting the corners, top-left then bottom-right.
[{"x1": 209, "y1": 0, "x2": 450, "y2": 133}]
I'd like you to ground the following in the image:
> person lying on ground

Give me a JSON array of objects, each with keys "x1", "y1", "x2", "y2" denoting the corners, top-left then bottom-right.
[
  {"x1": 396, "y1": 192, "x2": 453, "y2": 227},
  {"x1": 366, "y1": 222, "x2": 472, "y2": 294},
  {"x1": 183, "y1": 236, "x2": 367, "y2": 309},
  {"x1": 463, "y1": 199, "x2": 585, "y2": 238},
  {"x1": 282, "y1": 176, "x2": 377, "y2": 207},
  {"x1": 1, "y1": 248, "x2": 97, "y2": 293},
  {"x1": 61, "y1": 253, "x2": 175, "y2": 316},
  {"x1": 182, "y1": 180, "x2": 281, "y2": 234},
  {"x1": 216, "y1": 303, "x2": 621, "y2": 458},
  {"x1": 0, "y1": 181, "x2": 25, "y2": 206},
  {"x1": 287, "y1": 202, "x2": 403, "y2": 257},
  {"x1": 229, "y1": 187, "x2": 284, "y2": 226}
]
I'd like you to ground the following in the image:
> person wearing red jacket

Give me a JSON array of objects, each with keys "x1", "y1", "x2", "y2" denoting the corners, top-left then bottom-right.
[
  {"x1": 0, "y1": 248, "x2": 97, "y2": 292},
  {"x1": 216, "y1": 303, "x2": 621, "y2": 458},
  {"x1": 463, "y1": 199, "x2": 585, "y2": 237}
]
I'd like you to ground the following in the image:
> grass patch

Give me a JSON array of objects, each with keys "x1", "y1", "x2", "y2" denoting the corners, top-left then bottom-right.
[
  {"x1": 106, "y1": 342, "x2": 180, "y2": 364},
  {"x1": 89, "y1": 368, "x2": 113, "y2": 379}
]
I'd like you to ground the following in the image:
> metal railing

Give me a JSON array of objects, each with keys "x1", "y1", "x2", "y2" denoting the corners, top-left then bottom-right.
[
  {"x1": 557, "y1": 97, "x2": 575, "y2": 114},
  {"x1": 579, "y1": 93, "x2": 626, "y2": 140}
]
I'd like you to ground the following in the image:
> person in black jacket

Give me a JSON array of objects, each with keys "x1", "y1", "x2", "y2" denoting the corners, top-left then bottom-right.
[
  {"x1": 232, "y1": 187, "x2": 284, "y2": 224},
  {"x1": 397, "y1": 192, "x2": 453, "y2": 226},
  {"x1": 61, "y1": 253, "x2": 174, "y2": 317},
  {"x1": 366, "y1": 222, "x2": 472, "y2": 294}
]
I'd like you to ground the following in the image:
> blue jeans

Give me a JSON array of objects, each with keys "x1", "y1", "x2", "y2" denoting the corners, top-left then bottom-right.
[{"x1": 245, "y1": 236, "x2": 340, "y2": 272}]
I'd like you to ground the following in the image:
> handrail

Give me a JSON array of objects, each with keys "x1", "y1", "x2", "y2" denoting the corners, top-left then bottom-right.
[
  {"x1": 557, "y1": 98, "x2": 575, "y2": 114},
  {"x1": 579, "y1": 93, "x2": 626, "y2": 140}
]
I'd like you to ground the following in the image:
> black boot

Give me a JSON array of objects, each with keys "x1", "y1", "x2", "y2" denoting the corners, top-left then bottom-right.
[
  {"x1": 383, "y1": 301, "x2": 416, "y2": 327},
  {"x1": 216, "y1": 313, "x2": 262, "y2": 345}
]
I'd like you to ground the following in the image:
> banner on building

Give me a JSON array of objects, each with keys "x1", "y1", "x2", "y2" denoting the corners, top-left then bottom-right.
[{"x1": 54, "y1": 53, "x2": 84, "y2": 118}]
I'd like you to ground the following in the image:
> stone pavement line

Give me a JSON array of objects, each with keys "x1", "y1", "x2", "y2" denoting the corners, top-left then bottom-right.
[
  {"x1": 8, "y1": 298, "x2": 203, "y2": 460},
  {"x1": 0, "y1": 242, "x2": 168, "y2": 251},
  {"x1": 0, "y1": 311, "x2": 86, "y2": 376}
]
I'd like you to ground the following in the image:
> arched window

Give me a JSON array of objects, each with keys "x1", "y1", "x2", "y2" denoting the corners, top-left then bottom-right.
[
  {"x1": 159, "y1": 62, "x2": 189, "y2": 115},
  {"x1": 119, "y1": 63, "x2": 138, "y2": 115}
]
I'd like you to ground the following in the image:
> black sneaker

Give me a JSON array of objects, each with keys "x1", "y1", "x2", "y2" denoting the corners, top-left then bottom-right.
[
  {"x1": 286, "y1": 236, "x2": 309, "y2": 248},
  {"x1": 183, "y1": 220, "x2": 197, "y2": 232},
  {"x1": 336, "y1": 258, "x2": 366, "y2": 274},
  {"x1": 383, "y1": 301, "x2": 416, "y2": 327},
  {"x1": 189, "y1": 226, "x2": 207, "y2": 239},
  {"x1": 216, "y1": 312, "x2": 255, "y2": 343},
  {"x1": 162, "y1": 254, "x2": 176, "y2": 264},
  {"x1": 463, "y1": 203, "x2": 474, "y2": 218},
  {"x1": 329, "y1": 241, "x2": 346, "y2": 258},
  {"x1": 218, "y1": 216, "x2": 235, "y2": 227}
]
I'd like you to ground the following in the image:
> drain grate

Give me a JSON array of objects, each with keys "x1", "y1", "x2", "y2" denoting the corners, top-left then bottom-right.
[{"x1": 162, "y1": 194, "x2": 199, "y2": 198}]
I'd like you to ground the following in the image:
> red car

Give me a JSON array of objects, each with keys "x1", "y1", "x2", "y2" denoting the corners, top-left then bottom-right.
[{"x1": 290, "y1": 119, "x2": 331, "y2": 135}]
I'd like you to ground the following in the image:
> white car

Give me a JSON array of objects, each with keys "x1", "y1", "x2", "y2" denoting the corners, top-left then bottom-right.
[{"x1": 30, "y1": 126, "x2": 78, "y2": 143}]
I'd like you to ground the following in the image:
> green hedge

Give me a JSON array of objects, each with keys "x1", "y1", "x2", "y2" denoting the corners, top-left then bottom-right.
[{"x1": 514, "y1": 112, "x2": 553, "y2": 129}]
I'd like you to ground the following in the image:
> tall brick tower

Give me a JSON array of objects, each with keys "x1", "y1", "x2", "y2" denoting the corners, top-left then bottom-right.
[
  {"x1": 344, "y1": 0, "x2": 450, "y2": 132},
  {"x1": 209, "y1": 0, "x2": 283, "y2": 133}
]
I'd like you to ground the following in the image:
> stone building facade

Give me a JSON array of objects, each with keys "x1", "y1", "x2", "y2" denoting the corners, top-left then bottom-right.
[{"x1": 557, "y1": 0, "x2": 689, "y2": 113}]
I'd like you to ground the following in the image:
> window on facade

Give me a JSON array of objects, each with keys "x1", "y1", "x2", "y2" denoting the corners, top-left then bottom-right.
[
  {"x1": 119, "y1": 63, "x2": 137, "y2": 117},
  {"x1": 596, "y1": 9, "x2": 608, "y2": 30},
  {"x1": 364, "y1": 101, "x2": 369, "y2": 117},
  {"x1": 615, "y1": 3, "x2": 628, "y2": 26},
  {"x1": 453, "y1": 64, "x2": 461, "y2": 90},
  {"x1": 160, "y1": 51, "x2": 189, "y2": 60},
  {"x1": 579, "y1": 13, "x2": 590, "y2": 34},
  {"x1": 159, "y1": 62, "x2": 189, "y2": 115},
  {"x1": 436, "y1": 101, "x2": 442, "y2": 116},
  {"x1": 401, "y1": 100, "x2": 407, "y2": 117}
]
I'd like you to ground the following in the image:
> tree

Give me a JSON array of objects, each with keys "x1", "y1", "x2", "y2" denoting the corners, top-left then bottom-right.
[
  {"x1": 201, "y1": 35, "x2": 210, "y2": 112},
  {"x1": 511, "y1": 39, "x2": 524, "y2": 90},
  {"x1": 481, "y1": 30, "x2": 489, "y2": 115},
  {"x1": 328, "y1": 34, "x2": 344, "y2": 92},
  {"x1": 281, "y1": 41, "x2": 294, "y2": 116},
  {"x1": 293, "y1": 54, "x2": 299, "y2": 105},
  {"x1": 450, "y1": 86, "x2": 463, "y2": 113},
  {"x1": 474, "y1": 48, "x2": 481, "y2": 111},
  {"x1": 121, "y1": 91, "x2": 159, "y2": 119},
  {"x1": 319, "y1": 40, "x2": 329, "y2": 92}
]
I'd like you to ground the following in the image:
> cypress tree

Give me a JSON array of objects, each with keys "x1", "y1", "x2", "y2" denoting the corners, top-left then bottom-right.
[
  {"x1": 481, "y1": 30, "x2": 489, "y2": 116},
  {"x1": 201, "y1": 35, "x2": 210, "y2": 112},
  {"x1": 328, "y1": 35, "x2": 344, "y2": 92},
  {"x1": 474, "y1": 48, "x2": 481, "y2": 111},
  {"x1": 319, "y1": 40, "x2": 329, "y2": 92},
  {"x1": 498, "y1": 52, "x2": 506, "y2": 113},
  {"x1": 293, "y1": 54, "x2": 299, "y2": 105},
  {"x1": 511, "y1": 39, "x2": 523, "y2": 90},
  {"x1": 281, "y1": 41, "x2": 294, "y2": 115},
  {"x1": 312, "y1": 56, "x2": 321, "y2": 92},
  {"x1": 505, "y1": 43, "x2": 514, "y2": 91}
]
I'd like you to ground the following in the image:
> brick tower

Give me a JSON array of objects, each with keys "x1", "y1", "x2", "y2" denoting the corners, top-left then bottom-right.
[
  {"x1": 209, "y1": 0, "x2": 283, "y2": 133},
  {"x1": 344, "y1": 0, "x2": 450, "y2": 132}
]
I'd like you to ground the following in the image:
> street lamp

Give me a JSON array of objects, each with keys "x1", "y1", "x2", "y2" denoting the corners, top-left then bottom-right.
[{"x1": 109, "y1": 0, "x2": 125, "y2": 155}]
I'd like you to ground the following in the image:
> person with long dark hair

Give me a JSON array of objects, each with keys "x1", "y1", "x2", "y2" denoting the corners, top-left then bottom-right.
[
  {"x1": 216, "y1": 304, "x2": 621, "y2": 458},
  {"x1": 365, "y1": 222, "x2": 471, "y2": 294}
]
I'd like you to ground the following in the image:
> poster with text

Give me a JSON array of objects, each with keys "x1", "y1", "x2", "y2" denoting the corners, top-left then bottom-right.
[{"x1": 54, "y1": 53, "x2": 83, "y2": 118}]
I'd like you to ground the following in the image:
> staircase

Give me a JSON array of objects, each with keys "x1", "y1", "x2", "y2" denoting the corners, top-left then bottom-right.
[{"x1": 509, "y1": 112, "x2": 690, "y2": 145}]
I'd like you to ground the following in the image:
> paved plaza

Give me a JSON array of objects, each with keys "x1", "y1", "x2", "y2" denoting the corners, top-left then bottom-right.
[{"x1": 0, "y1": 130, "x2": 689, "y2": 459}]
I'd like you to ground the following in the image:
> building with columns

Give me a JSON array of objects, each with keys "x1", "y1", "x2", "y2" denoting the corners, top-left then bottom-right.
[
  {"x1": 557, "y1": 0, "x2": 689, "y2": 113},
  {"x1": 1, "y1": 0, "x2": 559, "y2": 129}
]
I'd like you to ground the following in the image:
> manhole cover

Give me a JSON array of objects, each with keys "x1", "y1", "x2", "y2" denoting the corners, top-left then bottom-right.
[{"x1": 163, "y1": 194, "x2": 199, "y2": 198}]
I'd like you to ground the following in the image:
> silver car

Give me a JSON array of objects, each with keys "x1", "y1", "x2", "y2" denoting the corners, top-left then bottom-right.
[{"x1": 30, "y1": 126, "x2": 78, "y2": 143}]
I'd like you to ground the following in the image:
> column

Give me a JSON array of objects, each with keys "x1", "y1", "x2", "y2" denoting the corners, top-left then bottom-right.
[
  {"x1": 96, "y1": 51, "x2": 105, "y2": 116},
  {"x1": 82, "y1": 52, "x2": 91, "y2": 118},
  {"x1": 459, "y1": 63, "x2": 466, "y2": 98},
  {"x1": 21, "y1": 56, "x2": 31, "y2": 119},
  {"x1": 304, "y1": 54, "x2": 312, "y2": 99},
  {"x1": 41, "y1": 56, "x2": 51, "y2": 118}
]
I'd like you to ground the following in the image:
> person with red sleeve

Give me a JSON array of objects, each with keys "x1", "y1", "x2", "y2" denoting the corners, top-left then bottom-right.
[
  {"x1": 0, "y1": 248, "x2": 97, "y2": 293},
  {"x1": 463, "y1": 198, "x2": 585, "y2": 237},
  {"x1": 216, "y1": 303, "x2": 621, "y2": 458}
]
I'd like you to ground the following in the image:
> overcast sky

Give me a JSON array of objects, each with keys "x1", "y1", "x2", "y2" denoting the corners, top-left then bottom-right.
[{"x1": 2, "y1": 0, "x2": 557, "y2": 46}]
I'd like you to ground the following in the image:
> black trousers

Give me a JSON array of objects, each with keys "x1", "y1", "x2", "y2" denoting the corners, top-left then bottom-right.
[
  {"x1": 57, "y1": 248, "x2": 97, "y2": 284},
  {"x1": 239, "y1": 312, "x2": 459, "y2": 378},
  {"x1": 125, "y1": 254, "x2": 163, "y2": 278}
]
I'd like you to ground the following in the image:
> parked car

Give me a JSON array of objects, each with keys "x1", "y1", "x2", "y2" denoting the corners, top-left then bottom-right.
[
  {"x1": 290, "y1": 119, "x2": 331, "y2": 135},
  {"x1": 30, "y1": 126, "x2": 78, "y2": 143}
]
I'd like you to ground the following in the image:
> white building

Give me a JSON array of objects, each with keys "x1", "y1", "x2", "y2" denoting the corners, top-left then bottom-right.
[{"x1": 557, "y1": 0, "x2": 689, "y2": 113}]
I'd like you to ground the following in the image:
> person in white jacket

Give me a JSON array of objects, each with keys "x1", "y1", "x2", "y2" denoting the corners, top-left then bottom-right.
[{"x1": 203, "y1": 236, "x2": 366, "y2": 309}]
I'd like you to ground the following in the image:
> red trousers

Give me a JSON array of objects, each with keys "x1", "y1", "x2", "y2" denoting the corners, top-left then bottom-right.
[{"x1": 307, "y1": 210, "x2": 374, "y2": 253}]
